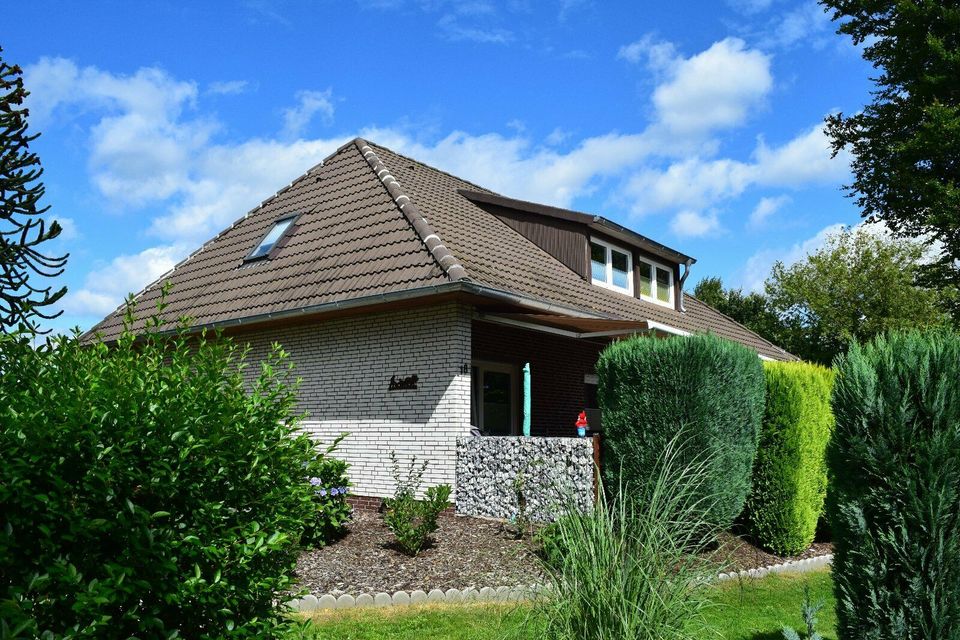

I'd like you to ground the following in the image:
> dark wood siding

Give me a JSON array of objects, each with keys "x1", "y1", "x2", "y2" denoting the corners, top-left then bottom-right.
[{"x1": 483, "y1": 203, "x2": 589, "y2": 278}]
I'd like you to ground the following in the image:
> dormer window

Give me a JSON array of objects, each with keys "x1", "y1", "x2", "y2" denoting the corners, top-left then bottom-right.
[
  {"x1": 637, "y1": 258, "x2": 674, "y2": 307},
  {"x1": 590, "y1": 238, "x2": 633, "y2": 295},
  {"x1": 245, "y1": 215, "x2": 298, "y2": 261}
]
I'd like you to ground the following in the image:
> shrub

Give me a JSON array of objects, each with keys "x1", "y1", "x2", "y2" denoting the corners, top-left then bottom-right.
[
  {"x1": 0, "y1": 311, "x2": 349, "y2": 639},
  {"x1": 746, "y1": 361, "x2": 834, "y2": 555},
  {"x1": 532, "y1": 439, "x2": 720, "y2": 640},
  {"x1": 303, "y1": 436, "x2": 352, "y2": 548},
  {"x1": 828, "y1": 331, "x2": 960, "y2": 638},
  {"x1": 382, "y1": 452, "x2": 451, "y2": 556},
  {"x1": 596, "y1": 333, "x2": 765, "y2": 528}
]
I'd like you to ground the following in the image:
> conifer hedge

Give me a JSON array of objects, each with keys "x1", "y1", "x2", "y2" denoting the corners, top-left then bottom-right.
[
  {"x1": 745, "y1": 361, "x2": 833, "y2": 555},
  {"x1": 828, "y1": 331, "x2": 960, "y2": 638},
  {"x1": 596, "y1": 333, "x2": 765, "y2": 529}
]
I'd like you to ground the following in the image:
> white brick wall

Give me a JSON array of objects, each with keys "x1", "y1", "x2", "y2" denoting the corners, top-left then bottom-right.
[{"x1": 237, "y1": 302, "x2": 472, "y2": 498}]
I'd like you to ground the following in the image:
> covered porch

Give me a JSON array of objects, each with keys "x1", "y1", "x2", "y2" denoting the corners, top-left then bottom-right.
[{"x1": 468, "y1": 311, "x2": 684, "y2": 438}]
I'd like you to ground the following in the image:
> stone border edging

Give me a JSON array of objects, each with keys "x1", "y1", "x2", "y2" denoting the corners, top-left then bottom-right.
[
  {"x1": 287, "y1": 585, "x2": 538, "y2": 612},
  {"x1": 288, "y1": 554, "x2": 834, "y2": 612},
  {"x1": 716, "y1": 553, "x2": 833, "y2": 582}
]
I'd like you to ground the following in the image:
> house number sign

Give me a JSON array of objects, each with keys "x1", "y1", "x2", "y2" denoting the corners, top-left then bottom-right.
[{"x1": 388, "y1": 374, "x2": 419, "y2": 391}]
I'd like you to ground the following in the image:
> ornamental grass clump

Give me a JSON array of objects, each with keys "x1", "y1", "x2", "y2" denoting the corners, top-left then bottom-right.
[
  {"x1": 532, "y1": 439, "x2": 720, "y2": 640},
  {"x1": 746, "y1": 361, "x2": 834, "y2": 555},
  {"x1": 828, "y1": 330, "x2": 960, "y2": 638},
  {"x1": 597, "y1": 333, "x2": 764, "y2": 529},
  {"x1": 0, "y1": 299, "x2": 349, "y2": 639}
]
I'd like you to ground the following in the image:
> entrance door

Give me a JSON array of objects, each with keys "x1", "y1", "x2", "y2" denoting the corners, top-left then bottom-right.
[{"x1": 470, "y1": 361, "x2": 518, "y2": 436}]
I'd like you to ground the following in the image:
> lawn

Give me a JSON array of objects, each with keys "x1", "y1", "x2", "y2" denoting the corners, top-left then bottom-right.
[{"x1": 294, "y1": 568, "x2": 835, "y2": 640}]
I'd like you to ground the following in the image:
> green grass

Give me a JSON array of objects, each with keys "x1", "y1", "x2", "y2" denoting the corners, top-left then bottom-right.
[
  {"x1": 703, "y1": 569, "x2": 836, "y2": 640},
  {"x1": 294, "y1": 568, "x2": 835, "y2": 640}
]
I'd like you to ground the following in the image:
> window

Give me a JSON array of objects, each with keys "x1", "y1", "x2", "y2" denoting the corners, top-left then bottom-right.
[
  {"x1": 590, "y1": 238, "x2": 633, "y2": 295},
  {"x1": 245, "y1": 215, "x2": 298, "y2": 261},
  {"x1": 636, "y1": 259, "x2": 675, "y2": 306}
]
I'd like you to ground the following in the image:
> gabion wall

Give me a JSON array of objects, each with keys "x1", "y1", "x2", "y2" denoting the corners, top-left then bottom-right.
[{"x1": 455, "y1": 436, "x2": 595, "y2": 522}]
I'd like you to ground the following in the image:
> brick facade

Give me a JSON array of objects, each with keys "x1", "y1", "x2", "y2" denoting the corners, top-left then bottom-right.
[
  {"x1": 237, "y1": 302, "x2": 472, "y2": 498},
  {"x1": 471, "y1": 320, "x2": 606, "y2": 437}
]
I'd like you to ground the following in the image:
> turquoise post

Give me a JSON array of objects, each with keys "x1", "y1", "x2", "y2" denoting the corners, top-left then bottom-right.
[{"x1": 522, "y1": 362, "x2": 531, "y2": 437}]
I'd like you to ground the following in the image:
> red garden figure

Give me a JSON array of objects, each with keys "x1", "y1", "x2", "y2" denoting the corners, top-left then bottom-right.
[{"x1": 576, "y1": 411, "x2": 588, "y2": 437}]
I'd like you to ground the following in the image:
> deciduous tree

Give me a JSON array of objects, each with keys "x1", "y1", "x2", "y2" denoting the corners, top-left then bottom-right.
[{"x1": 822, "y1": 0, "x2": 960, "y2": 322}]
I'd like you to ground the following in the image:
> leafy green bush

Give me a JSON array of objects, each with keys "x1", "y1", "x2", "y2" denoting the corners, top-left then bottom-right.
[
  {"x1": 532, "y1": 440, "x2": 720, "y2": 640},
  {"x1": 746, "y1": 361, "x2": 834, "y2": 555},
  {"x1": 302, "y1": 436, "x2": 352, "y2": 548},
  {"x1": 0, "y1": 313, "x2": 349, "y2": 639},
  {"x1": 596, "y1": 333, "x2": 765, "y2": 528},
  {"x1": 828, "y1": 331, "x2": 960, "y2": 638},
  {"x1": 382, "y1": 452, "x2": 451, "y2": 556}
]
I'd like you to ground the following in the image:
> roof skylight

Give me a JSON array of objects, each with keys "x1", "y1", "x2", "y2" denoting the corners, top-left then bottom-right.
[{"x1": 245, "y1": 215, "x2": 297, "y2": 261}]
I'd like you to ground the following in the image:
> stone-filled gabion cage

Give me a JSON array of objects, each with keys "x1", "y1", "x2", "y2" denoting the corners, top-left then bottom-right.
[{"x1": 455, "y1": 436, "x2": 595, "y2": 522}]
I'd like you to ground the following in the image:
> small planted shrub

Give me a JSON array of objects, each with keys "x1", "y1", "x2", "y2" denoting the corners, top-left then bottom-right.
[
  {"x1": 596, "y1": 333, "x2": 765, "y2": 528},
  {"x1": 0, "y1": 305, "x2": 349, "y2": 639},
  {"x1": 303, "y1": 435, "x2": 352, "y2": 548},
  {"x1": 782, "y1": 585, "x2": 825, "y2": 640},
  {"x1": 746, "y1": 361, "x2": 834, "y2": 555},
  {"x1": 532, "y1": 439, "x2": 720, "y2": 640},
  {"x1": 382, "y1": 452, "x2": 452, "y2": 556},
  {"x1": 828, "y1": 331, "x2": 960, "y2": 638}
]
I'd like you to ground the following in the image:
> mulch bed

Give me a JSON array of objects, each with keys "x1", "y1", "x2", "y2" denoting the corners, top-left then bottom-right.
[
  {"x1": 294, "y1": 510, "x2": 832, "y2": 595},
  {"x1": 294, "y1": 510, "x2": 544, "y2": 595}
]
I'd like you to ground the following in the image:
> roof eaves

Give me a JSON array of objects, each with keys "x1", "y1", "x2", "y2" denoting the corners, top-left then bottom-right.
[{"x1": 355, "y1": 139, "x2": 469, "y2": 282}]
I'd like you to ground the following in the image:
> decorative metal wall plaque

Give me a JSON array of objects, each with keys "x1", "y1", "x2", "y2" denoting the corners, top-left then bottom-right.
[{"x1": 388, "y1": 374, "x2": 419, "y2": 391}]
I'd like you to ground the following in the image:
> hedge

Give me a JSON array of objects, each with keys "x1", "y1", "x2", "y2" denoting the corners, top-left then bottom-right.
[
  {"x1": 745, "y1": 361, "x2": 833, "y2": 555},
  {"x1": 0, "y1": 320, "x2": 350, "y2": 639},
  {"x1": 828, "y1": 331, "x2": 960, "y2": 638},
  {"x1": 596, "y1": 333, "x2": 765, "y2": 528}
]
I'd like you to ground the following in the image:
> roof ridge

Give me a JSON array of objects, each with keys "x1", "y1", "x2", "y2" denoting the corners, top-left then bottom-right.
[
  {"x1": 365, "y1": 139, "x2": 495, "y2": 196},
  {"x1": 355, "y1": 138, "x2": 469, "y2": 282}
]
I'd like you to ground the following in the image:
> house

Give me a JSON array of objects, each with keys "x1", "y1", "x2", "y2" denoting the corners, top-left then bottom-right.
[{"x1": 85, "y1": 138, "x2": 793, "y2": 502}]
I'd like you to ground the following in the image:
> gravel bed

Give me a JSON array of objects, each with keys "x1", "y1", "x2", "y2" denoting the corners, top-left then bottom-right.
[
  {"x1": 294, "y1": 510, "x2": 833, "y2": 595},
  {"x1": 294, "y1": 510, "x2": 544, "y2": 595}
]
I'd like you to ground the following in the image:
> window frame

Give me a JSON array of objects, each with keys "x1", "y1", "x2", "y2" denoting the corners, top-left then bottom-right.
[
  {"x1": 244, "y1": 213, "x2": 301, "y2": 263},
  {"x1": 635, "y1": 256, "x2": 676, "y2": 308},
  {"x1": 589, "y1": 237, "x2": 634, "y2": 296}
]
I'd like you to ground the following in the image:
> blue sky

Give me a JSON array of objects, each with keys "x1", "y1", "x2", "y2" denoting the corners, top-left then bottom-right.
[{"x1": 6, "y1": 0, "x2": 872, "y2": 333}]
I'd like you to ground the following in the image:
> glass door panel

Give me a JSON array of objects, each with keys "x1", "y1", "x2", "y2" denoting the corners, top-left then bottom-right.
[{"x1": 482, "y1": 370, "x2": 512, "y2": 435}]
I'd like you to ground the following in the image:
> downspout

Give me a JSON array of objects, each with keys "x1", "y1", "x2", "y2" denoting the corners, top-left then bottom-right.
[
  {"x1": 522, "y1": 363, "x2": 532, "y2": 437},
  {"x1": 678, "y1": 259, "x2": 693, "y2": 313}
]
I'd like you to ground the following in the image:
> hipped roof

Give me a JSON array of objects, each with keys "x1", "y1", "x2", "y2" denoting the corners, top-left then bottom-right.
[{"x1": 84, "y1": 138, "x2": 794, "y2": 361}]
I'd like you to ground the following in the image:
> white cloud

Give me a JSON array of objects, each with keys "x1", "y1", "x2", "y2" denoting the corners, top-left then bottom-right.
[
  {"x1": 25, "y1": 57, "x2": 211, "y2": 207},
  {"x1": 670, "y1": 210, "x2": 722, "y2": 238},
  {"x1": 752, "y1": 123, "x2": 847, "y2": 185},
  {"x1": 208, "y1": 80, "x2": 249, "y2": 95},
  {"x1": 749, "y1": 194, "x2": 791, "y2": 227},
  {"x1": 362, "y1": 128, "x2": 656, "y2": 208},
  {"x1": 625, "y1": 123, "x2": 848, "y2": 215},
  {"x1": 650, "y1": 38, "x2": 772, "y2": 136},
  {"x1": 281, "y1": 89, "x2": 335, "y2": 138},
  {"x1": 63, "y1": 243, "x2": 190, "y2": 316},
  {"x1": 760, "y1": 2, "x2": 833, "y2": 49},
  {"x1": 617, "y1": 35, "x2": 677, "y2": 68}
]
